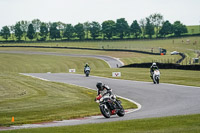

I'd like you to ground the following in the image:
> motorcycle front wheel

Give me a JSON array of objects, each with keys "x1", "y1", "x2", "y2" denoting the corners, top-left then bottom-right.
[
  {"x1": 85, "y1": 71, "x2": 89, "y2": 77},
  {"x1": 100, "y1": 104, "x2": 111, "y2": 118}
]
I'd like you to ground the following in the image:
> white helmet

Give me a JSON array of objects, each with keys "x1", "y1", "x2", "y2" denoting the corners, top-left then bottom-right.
[{"x1": 152, "y1": 62, "x2": 156, "y2": 66}]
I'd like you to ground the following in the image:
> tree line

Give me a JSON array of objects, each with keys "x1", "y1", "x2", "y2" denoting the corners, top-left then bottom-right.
[{"x1": 0, "y1": 13, "x2": 188, "y2": 41}]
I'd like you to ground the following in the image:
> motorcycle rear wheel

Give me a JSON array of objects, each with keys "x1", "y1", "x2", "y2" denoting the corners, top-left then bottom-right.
[
  {"x1": 117, "y1": 105, "x2": 125, "y2": 117},
  {"x1": 115, "y1": 100, "x2": 125, "y2": 117}
]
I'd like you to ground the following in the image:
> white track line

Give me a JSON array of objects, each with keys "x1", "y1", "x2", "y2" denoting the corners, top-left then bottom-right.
[{"x1": 20, "y1": 73, "x2": 50, "y2": 81}]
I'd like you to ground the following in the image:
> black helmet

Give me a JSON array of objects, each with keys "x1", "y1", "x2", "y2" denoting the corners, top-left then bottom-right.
[{"x1": 96, "y1": 81, "x2": 103, "y2": 91}]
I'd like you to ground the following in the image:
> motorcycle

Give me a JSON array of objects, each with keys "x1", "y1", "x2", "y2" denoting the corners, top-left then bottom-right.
[
  {"x1": 96, "y1": 94, "x2": 125, "y2": 118},
  {"x1": 153, "y1": 69, "x2": 160, "y2": 84},
  {"x1": 84, "y1": 67, "x2": 90, "y2": 77}
]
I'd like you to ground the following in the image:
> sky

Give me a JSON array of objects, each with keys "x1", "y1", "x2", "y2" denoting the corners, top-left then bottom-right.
[{"x1": 0, "y1": 0, "x2": 200, "y2": 28}]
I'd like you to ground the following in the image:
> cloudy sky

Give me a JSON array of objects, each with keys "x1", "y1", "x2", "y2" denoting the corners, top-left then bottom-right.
[{"x1": 0, "y1": 0, "x2": 200, "y2": 28}]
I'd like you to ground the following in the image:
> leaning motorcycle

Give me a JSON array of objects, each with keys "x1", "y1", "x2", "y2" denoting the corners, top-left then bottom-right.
[
  {"x1": 84, "y1": 67, "x2": 90, "y2": 77},
  {"x1": 96, "y1": 94, "x2": 125, "y2": 118},
  {"x1": 153, "y1": 69, "x2": 160, "y2": 84}
]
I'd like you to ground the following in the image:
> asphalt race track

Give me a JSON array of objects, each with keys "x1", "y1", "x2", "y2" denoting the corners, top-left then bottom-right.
[{"x1": 0, "y1": 51, "x2": 200, "y2": 130}]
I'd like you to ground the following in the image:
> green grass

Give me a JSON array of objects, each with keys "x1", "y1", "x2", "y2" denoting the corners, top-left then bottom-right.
[
  {"x1": 2, "y1": 114, "x2": 200, "y2": 133},
  {"x1": 0, "y1": 53, "x2": 109, "y2": 73},
  {"x1": 1, "y1": 36, "x2": 199, "y2": 52},
  {"x1": 0, "y1": 73, "x2": 97, "y2": 126},
  {"x1": 187, "y1": 25, "x2": 200, "y2": 34},
  {"x1": 1, "y1": 36, "x2": 200, "y2": 64}
]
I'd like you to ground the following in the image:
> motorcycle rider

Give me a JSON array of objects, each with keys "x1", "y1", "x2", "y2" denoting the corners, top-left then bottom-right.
[
  {"x1": 96, "y1": 81, "x2": 112, "y2": 97},
  {"x1": 84, "y1": 63, "x2": 90, "y2": 73},
  {"x1": 95, "y1": 81, "x2": 116, "y2": 114},
  {"x1": 150, "y1": 62, "x2": 159, "y2": 79}
]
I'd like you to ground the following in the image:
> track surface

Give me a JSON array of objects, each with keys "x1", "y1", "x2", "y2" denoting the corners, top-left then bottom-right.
[
  {"x1": 2, "y1": 73, "x2": 199, "y2": 130},
  {"x1": 1, "y1": 51, "x2": 200, "y2": 130},
  {"x1": 0, "y1": 51, "x2": 123, "y2": 68}
]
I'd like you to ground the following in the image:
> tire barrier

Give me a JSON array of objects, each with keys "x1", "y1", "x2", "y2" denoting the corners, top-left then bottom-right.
[{"x1": 121, "y1": 62, "x2": 200, "y2": 71}]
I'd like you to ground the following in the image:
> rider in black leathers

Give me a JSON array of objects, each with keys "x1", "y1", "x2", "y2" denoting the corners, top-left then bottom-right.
[
  {"x1": 96, "y1": 81, "x2": 112, "y2": 97},
  {"x1": 95, "y1": 81, "x2": 117, "y2": 114}
]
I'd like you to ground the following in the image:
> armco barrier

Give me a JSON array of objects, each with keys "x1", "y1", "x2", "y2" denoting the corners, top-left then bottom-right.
[{"x1": 0, "y1": 45, "x2": 160, "y2": 55}]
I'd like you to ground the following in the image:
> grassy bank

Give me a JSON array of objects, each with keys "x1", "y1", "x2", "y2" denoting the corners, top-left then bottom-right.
[
  {"x1": 0, "y1": 52, "x2": 109, "y2": 73},
  {"x1": 2, "y1": 114, "x2": 200, "y2": 133},
  {"x1": 0, "y1": 47, "x2": 182, "y2": 65}
]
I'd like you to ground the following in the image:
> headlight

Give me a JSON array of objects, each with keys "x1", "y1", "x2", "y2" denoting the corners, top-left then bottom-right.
[{"x1": 100, "y1": 98, "x2": 103, "y2": 102}]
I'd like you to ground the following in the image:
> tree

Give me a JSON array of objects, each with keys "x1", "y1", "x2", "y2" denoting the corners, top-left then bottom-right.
[
  {"x1": 102, "y1": 20, "x2": 116, "y2": 40},
  {"x1": 159, "y1": 20, "x2": 173, "y2": 37},
  {"x1": 9, "y1": 25, "x2": 15, "y2": 40},
  {"x1": 27, "y1": 24, "x2": 35, "y2": 41},
  {"x1": 83, "y1": 21, "x2": 91, "y2": 39},
  {"x1": 40, "y1": 22, "x2": 48, "y2": 41},
  {"x1": 89, "y1": 21, "x2": 101, "y2": 40},
  {"x1": 20, "y1": 20, "x2": 29, "y2": 41},
  {"x1": 46, "y1": 22, "x2": 52, "y2": 40},
  {"x1": 49, "y1": 22, "x2": 60, "y2": 40},
  {"x1": 32, "y1": 19, "x2": 41, "y2": 40},
  {"x1": 74, "y1": 23, "x2": 85, "y2": 40},
  {"x1": 1, "y1": 26, "x2": 10, "y2": 40},
  {"x1": 130, "y1": 20, "x2": 142, "y2": 39},
  {"x1": 116, "y1": 18, "x2": 129, "y2": 39},
  {"x1": 14, "y1": 22, "x2": 23, "y2": 41},
  {"x1": 57, "y1": 21, "x2": 65, "y2": 40},
  {"x1": 149, "y1": 13, "x2": 164, "y2": 38},
  {"x1": 145, "y1": 18, "x2": 155, "y2": 38},
  {"x1": 63, "y1": 24, "x2": 75, "y2": 40},
  {"x1": 139, "y1": 18, "x2": 146, "y2": 38},
  {"x1": 173, "y1": 21, "x2": 188, "y2": 36}
]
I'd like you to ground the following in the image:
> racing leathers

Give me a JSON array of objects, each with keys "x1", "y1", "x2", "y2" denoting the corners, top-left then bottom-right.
[{"x1": 96, "y1": 85, "x2": 112, "y2": 100}]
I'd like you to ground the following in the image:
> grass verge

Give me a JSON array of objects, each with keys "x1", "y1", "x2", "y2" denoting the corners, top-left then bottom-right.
[{"x1": 2, "y1": 114, "x2": 200, "y2": 133}]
